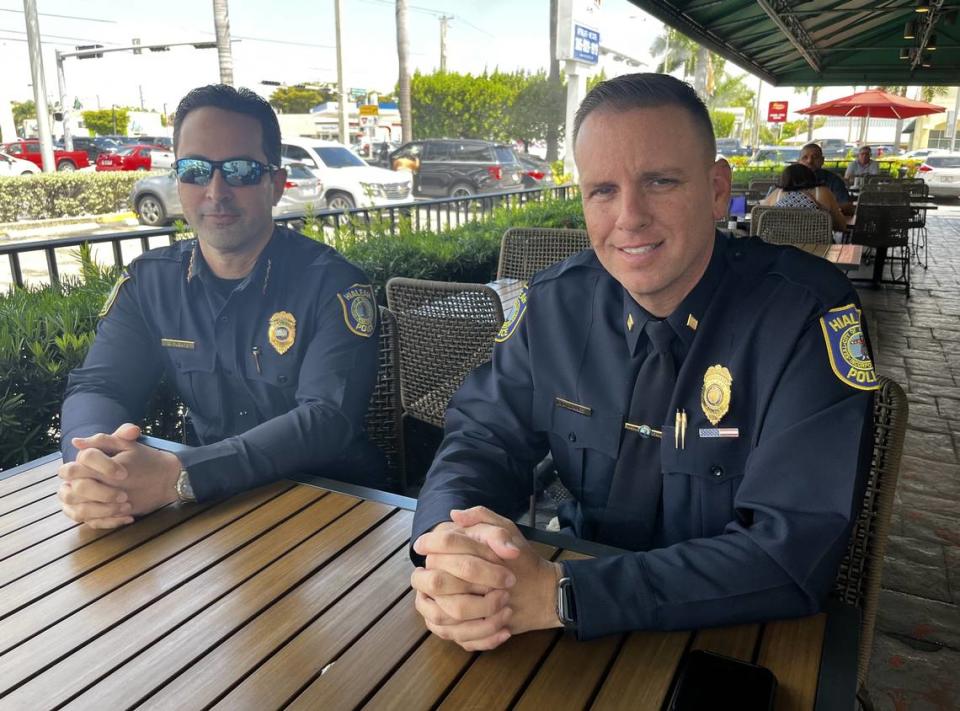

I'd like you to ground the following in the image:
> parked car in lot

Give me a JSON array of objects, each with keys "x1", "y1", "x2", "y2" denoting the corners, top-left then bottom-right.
[
  {"x1": 899, "y1": 148, "x2": 948, "y2": 161},
  {"x1": 0, "y1": 150, "x2": 40, "y2": 176},
  {"x1": 749, "y1": 146, "x2": 802, "y2": 164},
  {"x1": 916, "y1": 153, "x2": 960, "y2": 198},
  {"x1": 55, "y1": 136, "x2": 112, "y2": 162},
  {"x1": 0, "y1": 139, "x2": 90, "y2": 171},
  {"x1": 280, "y1": 137, "x2": 412, "y2": 210},
  {"x1": 817, "y1": 138, "x2": 849, "y2": 158},
  {"x1": 96, "y1": 144, "x2": 174, "y2": 172},
  {"x1": 517, "y1": 153, "x2": 556, "y2": 189},
  {"x1": 389, "y1": 138, "x2": 524, "y2": 198},
  {"x1": 715, "y1": 138, "x2": 750, "y2": 158},
  {"x1": 135, "y1": 135, "x2": 173, "y2": 149},
  {"x1": 131, "y1": 163, "x2": 325, "y2": 226}
]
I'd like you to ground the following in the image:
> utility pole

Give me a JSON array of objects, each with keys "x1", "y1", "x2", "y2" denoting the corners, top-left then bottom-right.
[
  {"x1": 439, "y1": 15, "x2": 452, "y2": 72},
  {"x1": 212, "y1": 0, "x2": 234, "y2": 85},
  {"x1": 950, "y1": 86, "x2": 960, "y2": 152},
  {"x1": 55, "y1": 50, "x2": 74, "y2": 151},
  {"x1": 22, "y1": 0, "x2": 55, "y2": 172},
  {"x1": 334, "y1": 0, "x2": 348, "y2": 144}
]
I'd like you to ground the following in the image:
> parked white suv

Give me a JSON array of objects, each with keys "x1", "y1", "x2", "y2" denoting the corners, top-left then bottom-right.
[{"x1": 280, "y1": 137, "x2": 413, "y2": 210}]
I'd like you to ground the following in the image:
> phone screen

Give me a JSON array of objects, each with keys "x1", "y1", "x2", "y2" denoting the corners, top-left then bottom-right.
[{"x1": 669, "y1": 650, "x2": 778, "y2": 711}]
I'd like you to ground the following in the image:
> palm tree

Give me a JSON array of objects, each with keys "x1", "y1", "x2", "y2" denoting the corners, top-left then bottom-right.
[
  {"x1": 212, "y1": 0, "x2": 234, "y2": 86},
  {"x1": 396, "y1": 0, "x2": 412, "y2": 142},
  {"x1": 545, "y1": 0, "x2": 560, "y2": 162}
]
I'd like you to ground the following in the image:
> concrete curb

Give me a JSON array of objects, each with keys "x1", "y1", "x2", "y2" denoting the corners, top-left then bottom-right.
[{"x1": 0, "y1": 212, "x2": 138, "y2": 242}]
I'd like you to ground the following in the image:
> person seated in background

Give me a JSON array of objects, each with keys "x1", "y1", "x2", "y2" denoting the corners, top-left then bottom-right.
[
  {"x1": 844, "y1": 145, "x2": 880, "y2": 185},
  {"x1": 798, "y1": 143, "x2": 854, "y2": 216},
  {"x1": 761, "y1": 162, "x2": 847, "y2": 232},
  {"x1": 58, "y1": 84, "x2": 386, "y2": 530},
  {"x1": 409, "y1": 72, "x2": 875, "y2": 650}
]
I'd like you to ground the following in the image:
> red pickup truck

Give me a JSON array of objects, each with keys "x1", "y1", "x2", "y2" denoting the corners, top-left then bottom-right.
[{"x1": 0, "y1": 140, "x2": 90, "y2": 171}]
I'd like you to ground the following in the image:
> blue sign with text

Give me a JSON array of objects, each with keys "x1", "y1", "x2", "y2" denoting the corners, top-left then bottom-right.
[{"x1": 573, "y1": 24, "x2": 600, "y2": 64}]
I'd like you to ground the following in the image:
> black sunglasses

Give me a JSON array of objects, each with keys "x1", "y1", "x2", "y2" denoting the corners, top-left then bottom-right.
[{"x1": 174, "y1": 158, "x2": 279, "y2": 187}]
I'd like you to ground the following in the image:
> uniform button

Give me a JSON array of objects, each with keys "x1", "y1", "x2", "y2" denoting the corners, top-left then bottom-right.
[
  {"x1": 239, "y1": 409, "x2": 248, "y2": 417},
  {"x1": 568, "y1": 432, "x2": 577, "y2": 443},
  {"x1": 711, "y1": 465, "x2": 724, "y2": 478},
  {"x1": 278, "y1": 375, "x2": 288, "y2": 384}
]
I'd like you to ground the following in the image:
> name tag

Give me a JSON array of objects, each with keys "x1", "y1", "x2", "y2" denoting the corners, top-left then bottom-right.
[
  {"x1": 161, "y1": 338, "x2": 196, "y2": 350},
  {"x1": 555, "y1": 397, "x2": 592, "y2": 417}
]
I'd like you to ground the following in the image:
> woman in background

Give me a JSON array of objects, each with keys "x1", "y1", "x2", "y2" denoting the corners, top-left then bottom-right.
[{"x1": 761, "y1": 162, "x2": 847, "y2": 232}]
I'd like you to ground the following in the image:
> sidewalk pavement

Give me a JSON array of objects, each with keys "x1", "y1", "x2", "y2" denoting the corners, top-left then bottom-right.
[{"x1": 0, "y1": 212, "x2": 138, "y2": 242}]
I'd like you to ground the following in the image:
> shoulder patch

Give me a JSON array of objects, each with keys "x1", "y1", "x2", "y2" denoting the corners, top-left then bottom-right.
[
  {"x1": 98, "y1": 272, "x2": 131, "y2": 318},
  {"x1": 336, "y1": 283, "x2": 377, "y2": 338},
  {"x1": 495, "y1": 287, "x2": 528, "y2": 343},
  {"x1": 819, "y1": 304, "x2": 879, "y2": 391}
]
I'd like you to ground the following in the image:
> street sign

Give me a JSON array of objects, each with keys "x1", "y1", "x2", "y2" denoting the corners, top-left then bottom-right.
[
  {"x1": 767, "y1": 101, "x2": 789, "y2": 123},
  {"x1": 350, "y1": 88, "x2": 366, "y2": 100},
  {"x1": 359, "y1": 104, "x2": 379, "y2": 116},
  {"x1": 572, "y1": 24, "x2": 600, "y2": 64}
]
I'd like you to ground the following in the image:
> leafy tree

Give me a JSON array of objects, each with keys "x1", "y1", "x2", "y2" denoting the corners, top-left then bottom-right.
[
  {"x1": 82, "y1": 108, "x2": 130, "y2": 136},
  {"x1": 779, "y1": 117, "x2": 825, "y2": 143},
  {"x1": 268, "y1": 86, "x2": 334, "y2": 114},
  {"x1": 509, "y1": 71, "x2": 564, "y2": 152},
  {"x1": 709, "y1": 111, "x2": 736, "y2": 139},
  {"x1": 12, "y1": 100, "x2": 38, "y2": 135}
]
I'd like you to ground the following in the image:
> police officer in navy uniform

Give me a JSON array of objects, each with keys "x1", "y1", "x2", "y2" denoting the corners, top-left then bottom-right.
[
  {"x1": 58, "y1": 84, "x2": 385, "y2": 529},
  {"x1": 409, "y1": 74, "x2": 876, "y2": 650}
]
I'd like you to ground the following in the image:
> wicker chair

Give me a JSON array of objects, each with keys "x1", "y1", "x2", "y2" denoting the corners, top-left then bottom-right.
[
  {"x1": 363, "y1": 307, "x2": 406, "y2": 493},
  {"x1": 755, "y1": 207, "x2": 832, "y2": 245},
  {"x1": 749, "y1": 204, "x2": 775, "y2": 235},
  {"x1": 385, "y1": 278, "x2": 504, "y2": 428},
  {"x1": 833, "y1": 375, "x2": 908, "y2": 707},
  {"x1": 497, "y1": 227, "x2": 591, "y2": 282}
]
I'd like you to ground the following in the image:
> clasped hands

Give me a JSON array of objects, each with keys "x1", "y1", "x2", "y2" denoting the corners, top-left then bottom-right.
[
  {"x1": 58, "y1": 423, "x2": 182, "y2": 529},
  {"x1": 410, "y1": 506, "x2": 563, "y2": 651}
]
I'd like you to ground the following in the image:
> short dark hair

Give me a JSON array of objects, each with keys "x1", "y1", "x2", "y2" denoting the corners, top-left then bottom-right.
[
  {"x1": 173, "y1": 84, "x2": 281, "y2": 166},
  {"x1": 778, "y1": 163, "x2": 818, "y2": 191},
  {"x1": 573, "y1": 73, "x2": 715, "y2": 158},
  {"x1": 801, "y1": 143, "x2": 823, "y2": 157}
]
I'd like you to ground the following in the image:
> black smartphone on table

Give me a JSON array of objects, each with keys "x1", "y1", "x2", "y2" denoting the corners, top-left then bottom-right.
[{"x1": 668, "y1": 649, "x2": 778, "y2": 711}]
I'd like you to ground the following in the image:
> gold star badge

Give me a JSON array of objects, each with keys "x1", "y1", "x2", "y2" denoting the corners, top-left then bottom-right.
[{"x1": 627, "y1": 313, "x2": 635, "y2": 331}]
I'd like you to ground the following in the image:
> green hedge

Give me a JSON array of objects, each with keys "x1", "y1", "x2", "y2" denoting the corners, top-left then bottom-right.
[
  {"x1": 0, "y1": 195, "x2": 585, "y2": 469},
  {"x1": 0, "y1": 171, "x2": 157, "y2": 222}
]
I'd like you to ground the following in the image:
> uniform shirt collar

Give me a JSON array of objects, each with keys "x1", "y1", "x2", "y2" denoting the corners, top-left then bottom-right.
[
  {"x1": 621, "y1": 231, "x2": 727, "y2": 357},
  {"x1": 186, "y1": 227, "x2": 280, "y2": 296}
]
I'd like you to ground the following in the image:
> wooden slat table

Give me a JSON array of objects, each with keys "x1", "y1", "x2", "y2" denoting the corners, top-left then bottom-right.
[
  {"x1": 0, "y1": 454, "x2": 858, "y2": 710},
  {"x1": 791, "y1": 242, "x2": 864, "y2": 269}
]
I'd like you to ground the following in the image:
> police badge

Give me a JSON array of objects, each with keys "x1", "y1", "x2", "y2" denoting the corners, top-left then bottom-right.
[
  {"x1": 268, "y1": 311, "x2": 296, "y2": 355},
  {"x1": 701, "y1": 365, "x2": 732, "y2": 426},
  {"x1": 337, "y1": 284, "x2": 376, "y2": 337},
  {"x1": 99, "y1": 272, "x2": 131, "y2": 318},
  {"x1": 819, "y1": 303, "x2": 878, "y2": 391},
  {"x1": 496, "y1": 287, "x2": 528, "y2": 343}
]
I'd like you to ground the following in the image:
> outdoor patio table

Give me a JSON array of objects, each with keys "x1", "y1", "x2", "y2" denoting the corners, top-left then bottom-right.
[{"x1": 0, "y1": 448, "x2": 858, "y2": 710}]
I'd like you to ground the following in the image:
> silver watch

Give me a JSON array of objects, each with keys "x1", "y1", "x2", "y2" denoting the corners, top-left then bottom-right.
[{"x1": 175, "y1": 469, "x2": 196, "y2": 503}]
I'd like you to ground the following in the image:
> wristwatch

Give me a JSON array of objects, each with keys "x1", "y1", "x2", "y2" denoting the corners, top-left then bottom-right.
[
  {"x1": 175, "y1": 469, "x2": 196, "y2": 503},
  {"x1": 556, "y1": 575, "x2": 577, "y2": 632}
]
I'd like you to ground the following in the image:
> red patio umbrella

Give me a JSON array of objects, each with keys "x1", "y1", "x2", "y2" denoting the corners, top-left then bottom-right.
[{"x1": 796, "y1": 89, "x2": 945, "y2": 120}]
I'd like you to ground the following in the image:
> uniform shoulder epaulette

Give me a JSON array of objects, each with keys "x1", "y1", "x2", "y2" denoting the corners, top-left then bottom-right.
[
  {"x1": 132, "y1": 238, "x2": 194, "y2": 264},
  {"x1": 529, "y1": 247, "x2": 600, "y2": 288}
]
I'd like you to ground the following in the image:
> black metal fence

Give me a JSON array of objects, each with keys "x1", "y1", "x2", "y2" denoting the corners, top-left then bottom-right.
[{"x1": 0, "y1": 185, "x2": 580, "y2": 289}]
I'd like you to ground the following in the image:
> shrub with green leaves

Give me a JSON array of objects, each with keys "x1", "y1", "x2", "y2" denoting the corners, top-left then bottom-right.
[
  {"x1": 0, "y1": 171, "x2": 158, "y2": 222},
  {"x1": 0, "y1": 195, "x2": 585, "y2": 469}
]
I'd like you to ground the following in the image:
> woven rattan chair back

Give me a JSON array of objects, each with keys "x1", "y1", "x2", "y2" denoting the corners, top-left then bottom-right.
[
  {"x1": 497, "y1": 227, "x2": 591, "y2": 282},
  {"x1": 749, "y1": 204, "x2": 774, "y2": 235},
  {"x1": 386, "y1": 278, "x2": 504, "y2": 428},
  {"x1": 755, "y1": 207, "x2": 832, "y2": 245},
  {"x1": 833, "y1": 375, "x2": 907, "y2": 687},
  {"x1": 363, "y1": 307, "x2": 406, "y2": 492}
]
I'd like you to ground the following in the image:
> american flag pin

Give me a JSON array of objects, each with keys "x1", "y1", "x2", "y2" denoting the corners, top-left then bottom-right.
[{"x1": 699, "y1": 427, "x2": 739, "y2": 438}]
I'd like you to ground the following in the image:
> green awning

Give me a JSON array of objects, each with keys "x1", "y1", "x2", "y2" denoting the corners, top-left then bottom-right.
[{"x1": 630, "y1": 0, "x2": 960, "y2": 86}]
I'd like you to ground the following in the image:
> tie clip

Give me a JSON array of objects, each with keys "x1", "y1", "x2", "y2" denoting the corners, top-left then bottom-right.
[{"x1": 625, "y1": 422, "x2": 661, "y2": 439}]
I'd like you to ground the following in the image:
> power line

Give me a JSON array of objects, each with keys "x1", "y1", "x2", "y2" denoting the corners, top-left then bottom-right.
[
  {"x1": 0, "y1": 7, "x2": 116, "y2": 23},
  {"x1": 358, "y1": 0, "x2": 494, "y2": 36},
  {"x1": 0, "y1": 27, "x2": 118, "y2": 44}
]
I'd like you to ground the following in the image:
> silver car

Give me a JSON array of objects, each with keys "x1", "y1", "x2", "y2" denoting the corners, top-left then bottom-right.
[
  {"x1": 131, "y1": 163, "x2": 326, "y2": 226},
  {"x1": 917, "y1": 153, "x2": 960, "y2": 198}
]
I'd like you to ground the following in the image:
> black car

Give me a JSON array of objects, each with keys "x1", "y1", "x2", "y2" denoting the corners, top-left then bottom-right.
[
  {"x1": 54, "y1": 136, "x2": 113, "y2": 162},
  {"x1": 389, "y1": 138, "x2": 524, "y2": 198},
  {"x1": 517, "y1": 154, "x2": 556, "y2": 189}
]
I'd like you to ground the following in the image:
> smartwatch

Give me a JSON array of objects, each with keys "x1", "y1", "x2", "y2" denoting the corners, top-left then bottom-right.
[
  {"x1": 556, "y1": 575, "x2": 577, "y2": 632},
  {"x1": 175, "y1": 469, "x2": 196, "y2": 503}
]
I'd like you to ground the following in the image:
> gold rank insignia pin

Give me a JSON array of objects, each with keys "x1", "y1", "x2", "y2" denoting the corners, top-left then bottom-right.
[
  {"x1": 701, "y1": 365, "x2": 732, "y2": 426},
  {"x1": 627, "y1": 313, "x2": 635, "y2": 331},
  {"x1": 268, "y1": 311, "x2": 296, "y2": 355},
  {"x1": 686, "y1": 314, "x2": 698, "y2": 331}
]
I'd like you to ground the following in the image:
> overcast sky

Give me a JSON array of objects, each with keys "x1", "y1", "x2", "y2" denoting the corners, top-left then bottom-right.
[{"x1": 0, "y1": 0, "x2": 870, "y2": 118}]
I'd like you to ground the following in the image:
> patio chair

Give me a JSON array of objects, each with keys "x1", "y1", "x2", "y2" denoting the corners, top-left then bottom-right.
[
  {"x1": 385, "y1": 277, "x2": 504, "y2": 429},
  {"x1": 748, "y1": 179, "x2": 776, "y2": 201},
  {"x1": 850, "y1": 195, "x2": 912, "y2": 297},
  {"x1": 755, "y1": 207, "x2": 832, "y2": 245},
  {"x1": 496, "y1": 227, "x2": 591, "y2": 282},
  {"x1": 364, "y1": 307, "x2": 407, "y2": 493},
  {"x1": 833, "y1": 375, "x2": 908, "y2": 709},
  {"x1": 749, "y1": 204, "x2": 775, "y2": 235}
]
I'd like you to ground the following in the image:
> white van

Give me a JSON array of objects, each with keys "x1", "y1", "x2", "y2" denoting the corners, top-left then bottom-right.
[{"x1": 280, "y1": 137, "x2": 413, "y2": 210}]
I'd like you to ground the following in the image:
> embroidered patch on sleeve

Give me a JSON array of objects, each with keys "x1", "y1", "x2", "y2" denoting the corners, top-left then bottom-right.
[
  {"x1": 819, "y1": 303, "x2": 879, "y2": 391},
  {"x1": 98, "y1": 272, "x2": 131, "y2": 318},
  {"x1": 337, "y1": 283, "x2": 377, "y2": 338},
  {"x1": 495, "y1": 287, "x2": 528, "y2": 343}
]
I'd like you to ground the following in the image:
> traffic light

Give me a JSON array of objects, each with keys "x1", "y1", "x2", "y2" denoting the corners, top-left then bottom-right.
[{"x1": 76, "y1": 44, "x2": 104, "y2": 59}]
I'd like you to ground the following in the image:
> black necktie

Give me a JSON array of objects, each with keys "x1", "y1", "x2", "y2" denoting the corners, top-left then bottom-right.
[{"x1": 600, "y1": 318, "x2": 677, "y2": 550}]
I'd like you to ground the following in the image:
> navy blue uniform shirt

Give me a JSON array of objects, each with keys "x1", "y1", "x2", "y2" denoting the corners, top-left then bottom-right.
[
  {"x1": 62, "y1": 227, "x2": 386, "y2": 501},
  {"x1": 412, "y1": 232, "x2": 876, "y2": 639},
  {"x1": 815, "y1": 167, "x2": 851, "y2": 205}
]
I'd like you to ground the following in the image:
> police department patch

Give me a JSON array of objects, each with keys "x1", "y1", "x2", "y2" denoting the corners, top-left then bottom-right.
[
  {"x1": 98, "y1": 272, "x2": 131, "y2": 318},
  {"x1": 495, "y1": 287, "x2": 528, "y2": 343},
  {"x1": 337, "y1": 283, "x2": 376, "y2": 337},
  {"x1": 268, "y1": 311, "x2": 297, "y2": 355},
  {"x1": 819, "y1": 304, "x2": 878, "y2": 391}
]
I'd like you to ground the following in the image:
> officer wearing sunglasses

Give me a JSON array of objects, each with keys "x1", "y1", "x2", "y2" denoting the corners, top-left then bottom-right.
[{"x1": 58, "y1": 84, "x2": 387, "y2": 529}]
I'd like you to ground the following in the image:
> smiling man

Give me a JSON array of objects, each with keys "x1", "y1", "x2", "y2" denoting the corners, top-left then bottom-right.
[
  {"x1": 58, "y1": 84, "x2": 386, "y2": 528},
  {"x1": 409, "y1": 73, "x2": 877, "y2": 649}
]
